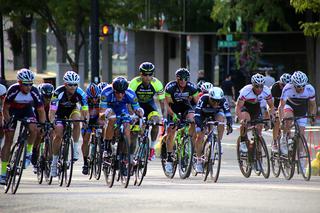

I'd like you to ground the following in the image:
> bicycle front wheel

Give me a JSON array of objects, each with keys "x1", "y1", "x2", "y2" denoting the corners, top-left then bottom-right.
[
  {"x1": 94, "y1": 138, "x2": 103, "y2": 180},
  {"x1": 11, "y1": 142, "x2": 26, "y2": 194},
  {"x1": 134, "y1": 138, "x2": 149, "y2": 186},
  {"x1": 64, "y1": 139, "x2": 74, "y2": 187},
  {"x1": 178, "y1": 135, "x2": 194, "y2": 179},
  {"x1": 296, "y1": 135, "x2": 311, "y2": 181},
  {"x1": 236, "y1": 137, "x2": 252, "y2": 178},
  {"x1": 4, "y1": 143, "x2": 19, "y2": 193},
  {"x1": 119, "y1": 137, "x2": 131, "y2": 188},
  {"x1": 270, "y1": 138, "x2": 281, "y2": 178},
  {"x1": 204, "y1": 139, "x2": 221, "y2": 182},
  {"x1": 257, "y1": 137, "x2": 270, "y2": 179}
]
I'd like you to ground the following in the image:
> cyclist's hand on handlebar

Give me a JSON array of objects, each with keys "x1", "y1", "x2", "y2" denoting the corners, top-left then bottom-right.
[
  {"x1": 310, "y1": 115, "x2": 316, "y2": 126},
  {"x1": 172, "y1": 113, "x2": 180, "y2": 123}
]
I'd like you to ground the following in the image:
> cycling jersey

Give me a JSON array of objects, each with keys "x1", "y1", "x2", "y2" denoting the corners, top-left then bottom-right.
[
  {"x1": 165, "y1": 81, "x2": 198, "y2": 118},
  {"x1": 129, "y1": 76, "x2": 165, "y2": 103},
  {"x1": 50, "y1": 85, "x2": 88, "y2": 119},
  {"x1": 238, "y1": 84, "x2": 272, "y2": 120},
  {"x1": 195, "y1": 94, "x2": 231, "y2": 129},
  {"x1": 100, "y1": 85, "x2": 140, "y2": 115},
  {"x1": 281, "y1": 83, "x2": 315, "y2": 117},
  {"x1": 271, "y1": 81, "x2": 283, "y2": 108}
]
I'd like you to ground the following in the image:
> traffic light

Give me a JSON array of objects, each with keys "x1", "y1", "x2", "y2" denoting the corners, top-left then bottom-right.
[{"x1": 101, "y1": 24, "x2": 112, "y2": 36}]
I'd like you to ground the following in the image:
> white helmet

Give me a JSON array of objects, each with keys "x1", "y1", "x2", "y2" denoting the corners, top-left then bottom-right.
[
  {"x1": 63, "y1": 71, "x2": 80, "y2": 84},
  {"x1": 280, "y1": 73, "x2": 291, "y2": 84},
  {"x1": 251, "y1": 73, "x2": 265, "y2": 85},
  {"x1": 209, "y1": 87, "x2": 224, "y2": 100},
  {"x1": 17, "y1": 68, "x2": 35, "y2": 82},
  {"x1": 291, "y1": 71, "x2": 308, "y2": 87},
  {"x1": 0, "y1": 84, "x2": 7, "y2": 96},
  {"x1": 200, "y1": 82, "x2": 213, "y2": 93}
]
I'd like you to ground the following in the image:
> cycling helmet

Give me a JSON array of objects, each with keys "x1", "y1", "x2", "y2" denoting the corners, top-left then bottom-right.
[
  {"x1": 291, "y1": 71, "x2": 308, "y2": 87},
  {"x1": 209, "y1": 87, "x2": 224, "y2": 101},
  {"x1": 86, "y1": 83, "x2": 101, "y2": 98},
  {"x1": 197, "y1": 80, "x2": 206, "y2": 90},
  {"x1": 112, "y1": 76, "x2": 128, "y2": 93},
  {"x1": 98, "y1": 82, "x2": 108, "y2": 91},
  {"x1": 251, "y1": 73, "x2": 265, "y2": 85},
  {"x1": 38, "y1": 83, "x2": 54, "y2": 98},
  {"x1": 139, "y1": 62, "x2": 155, "y2": 75},
  {"x1": 200, "y1": 82, "x2": 214, "y2": 93},
  {"x1": 279, "y1": 73, "x2": 291, "y2": 85},
  {"x1": 63, "y1": 71, "x2": 80, "y2": 84},
  {"x1": 17, "y1": 68, "x2": 35, "y2": 82},
  {"x1": 0, "y1": 84, "x2": 7, "y2": 96},
  {"x1": 175, "y1": 68, "x2": 190, "y2": 80}
]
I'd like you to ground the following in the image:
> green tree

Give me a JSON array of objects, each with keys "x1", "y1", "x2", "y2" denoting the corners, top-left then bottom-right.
[{"x1": 290, "y1": 0, "x2": 320, "y2": 36}]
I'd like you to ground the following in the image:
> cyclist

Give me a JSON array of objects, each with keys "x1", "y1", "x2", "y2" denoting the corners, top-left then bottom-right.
[
  {"x1": 164, "y1": 68, "x2": 199, "y2": 173},
  {"x1": 197, "y1": 80, "x2": 206, "y2": 93},
  {"x1": 270, "y1": 73, "x2": 291, "y2": 151},
  {"x1": 81, "y1": 83, "x2": 102, "y2": 175},
  {"x1": 278, "y1": 71, "x2": 317, "y2": 155},
  {"x1": 49, "y1": 71, "x2": 88, "y2": 177},
  {"x1": 100, "y1": 77, "x2": 144, "y2": 164},
  {"x1": 0, "y1": 69, "x2": 46, "y2": 184},
  {"x1": 129, "y1": 62, "x2": 165, "y2": 160},
  {"x1": 194, "y1": 87, "x2": 233, "y2": 172},
  {"x1": 235, "y1": 73, "x2": 275, "y2": 156},
  {"x1": 0, "y1": 84, "x2": 7, "y2": 156},
  {"x1": 31, "y1": 83, "x2": 55, "y2": 170},
  {"x1": 198, "y1": 82, "x2": 213, "y2": 98}
]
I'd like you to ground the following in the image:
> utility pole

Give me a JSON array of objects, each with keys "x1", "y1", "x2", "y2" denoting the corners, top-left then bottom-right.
[
  {"x1": 0, "y1": 14, "x2": 5, "y2": 80},
  {"x1": 90, "y1": 0, "x2": 100, "y2": 83}
]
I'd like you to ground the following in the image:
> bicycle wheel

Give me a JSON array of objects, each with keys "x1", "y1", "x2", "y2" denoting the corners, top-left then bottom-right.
[
  {"x1": 134, "y1": 138, "x2": 149, "y2": 186},
  {"x1": 160, "y1": 136, "x2": 177, "y2": 179},
  {"x1": 4, "y1": 143, "x2": 19, "y2": 193},
  {"x1": 236, "y1": 137, "x2": 252, "y2": 178},
  {"x1": 89, "y1": 138, "x2": 96, "y2": 180},
  {"x1": 64, "y1": 139, "x2": 74, "y2": 187},
  {"x1": 270, "y1": 138, "x2": 281, "y2": 178},
  {"x1": 44, "y1": 139, "x2": 52, "y2": 185},
  {"x1": 94, "y1": 138, "x2": 103, "y2": 180},
  {"x1": 204, "y1": 138, "x2": 221, "y2": 182},
  {"x1": 11, "y1": 142, "x2": 26, "y2": 194},
  {"x1": 178, "y1": 135, "x2": 194, "y2": 179},
  {"x1": 296, "y1": 135, "x2": 311, "y2": 181},
  {"x1": 58, "y1": 144, "x2": 64, "y2": 186},
  {"x1": 280, "y1": 138, "x2": 295, "y2": 180},
  {"x1": 103, "y1": 154, "x2": 116, "y2": 188},
  {"x1": 257, "y1": 137, "x2": 270, "y2": 179},
  {"x1": 36, "y1": 155, "x2": 44, "y2": 184},
  {"x1": 120, "y1": 137, "x2": 131, "y2": 188}
]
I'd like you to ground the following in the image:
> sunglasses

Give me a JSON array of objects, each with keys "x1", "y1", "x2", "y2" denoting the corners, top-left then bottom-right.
[
  {"x1": 178, "y1": 77, "x2": 188, "y2": 81},
  {"x1": 210, "y1": 98, "x2": 221, "y2": 103},
  {"x1": 295, "y1": 85, "x2": 305, "y2": 89},
  {"x1": 253, "y1": 84, "x2": 263, "y2": 89},
  {"x1": 142, "y1": 73, "x2": 153, "y2": 76},
  {"x1": 67, "y1": 83, "x2": 78, "y2": 87},
  {"x1": 115, "y1": 90, "x2": 125, "y2": 94},
  {"x1": 22, "y1": 83, "x2": 33, "y2": 87}
]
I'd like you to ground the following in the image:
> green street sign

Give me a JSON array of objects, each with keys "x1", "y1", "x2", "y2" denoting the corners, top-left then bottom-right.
[
  {"x1": 218, "y1": 40, "x2": 238, "y2": 48},
  {"x1": 226, "y1": 34, "x2": 233, "y2": 41}
]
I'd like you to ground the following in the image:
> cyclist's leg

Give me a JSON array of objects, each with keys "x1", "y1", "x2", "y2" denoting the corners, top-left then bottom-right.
[
  {"x1": 185, "y1": 110, "x2": 196, "y2": 143},
  {"x1": 103, "y1": 108, "x2": 116, "y2": 154},
  {"x1": 215, "y1": 112, "x2": 225, "y2": 142},
  {"x1": 1, "y1": 128, "x2": 14, "y2": 181},
  {"x1": 283, "y1": 105, "x2": 294, "y2": 137},
  {"x1": 70, "y1": 109, "x2": 81, "y2": 160},
  {"x1": 194, "y1": 114, "x2": 205, "y2": 158},
  {"x1": 81, "y1": 125, "x2": 91, "y2": 174},
  {"x1": 148, "y1": 111, "x2": 161, "y2": 160},
  {"x1": 51, "y1": 121, "x2": 64, "y2": 176}
]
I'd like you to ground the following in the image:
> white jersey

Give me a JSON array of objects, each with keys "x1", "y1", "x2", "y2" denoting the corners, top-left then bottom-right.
[
  {"x1": 238, "y1": 84, "x2": 272, "y2": 104},
  {"x1": 281, "y1": 83, "x2": 315, "y2": 102}
]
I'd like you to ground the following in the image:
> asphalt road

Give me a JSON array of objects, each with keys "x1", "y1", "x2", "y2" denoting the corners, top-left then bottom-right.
[{"x1": 1, "y1": 127, "x2": 320, "y2": 213}]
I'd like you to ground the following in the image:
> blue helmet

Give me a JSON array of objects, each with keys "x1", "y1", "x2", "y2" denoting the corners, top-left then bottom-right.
[
  {"x1": 86, "y1": 83, "x2": 101, "y2": 98},
  {"x1": 98, "y1": 82, "x2": 108, "y2": 91}
]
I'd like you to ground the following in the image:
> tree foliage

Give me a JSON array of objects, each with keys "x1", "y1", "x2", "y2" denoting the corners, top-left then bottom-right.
[
  {"x1": 290, "y1": 0, "x2": 320, "y2": 36},
  {"x1": 211, "y1": 0, "x2": 291, "y2": 34}
]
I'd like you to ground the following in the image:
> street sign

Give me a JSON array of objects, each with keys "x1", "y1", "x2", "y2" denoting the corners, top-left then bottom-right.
[
  {"x1": 218, "y1": 40, "x2": 238, "y2": 48},
  {"x1": 226, "y1": 34, "x2": 233, "y2": 41}
]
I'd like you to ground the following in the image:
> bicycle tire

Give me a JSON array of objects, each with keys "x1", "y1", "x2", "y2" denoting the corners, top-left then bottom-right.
[
  {"x1": 36, "y1": 155, "x2": 44, "y2": 184},
  {"x1": 119, "y1": 136, "x2": 131, "y2": 188},
  {"x1": 94, "y1": 138, "x2": 103, "y2": 180},
  {"x1": 58, "y1": 144, "x2": 64, "y2": 186},
  {"x1": 178, "y1": 135, "x2": 194, "y2": 179},
  {"x1": 104, "y1": 140, "x2": 116, "y2": 188},
  {"x1": 160, "y1": 136, "x2": 177, "y2": 179},
  {"x1": 270, "y1": 138, "x2": 281, "y2": 178},
  {"x1": 4, "y1": 143, "x2": 19, "y2": 193},
  {"x1": 204, "y1": 138, "x2": 221, "y2": 182},
  {"x1": 296, "y1": 135, "x2": 311, "y2": 181},
  {"x1": 11, "y1": 142, "x2": 26, "y2": 194},
  {"x1": 236, "y1": 137, "x2": 252, "y2": 178},
  {"x1": 280, "y1": 138, "x2": 295, "y2": 180},
  {"x1": 89, "y1": 138, "x2": 96, "y2": 180},
  {"x1": 44, "y1": 138, "x2": 52, "y2": 185},
  {"x1": 258, "y1": 137, "x2": 270, "y2": 179},
  {"x1": 134, "y1": 137, "x2": 149, "y2": 186},
  {"x1": 64, "y1": 139, "x2": 74, "y2": 187}
]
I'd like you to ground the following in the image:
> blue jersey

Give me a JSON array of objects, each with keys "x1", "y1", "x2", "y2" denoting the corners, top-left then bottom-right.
[{"x1": 100, "y1": 86, "x2": 140, "y2": 115}]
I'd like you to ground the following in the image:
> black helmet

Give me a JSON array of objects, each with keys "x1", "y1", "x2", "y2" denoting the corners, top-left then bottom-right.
[
  {"x1": 175, "y1": 68, "x2": 190, "y2": 80},
  {"x1": 112, "y1": 76, "x2": 128, "y2": 93},
  {"x1": 139, "y1": 62, "x2": 155, "y2": 75},
  {"x1": 38, "y1": 83, "x2": 54, "y2": 98}
]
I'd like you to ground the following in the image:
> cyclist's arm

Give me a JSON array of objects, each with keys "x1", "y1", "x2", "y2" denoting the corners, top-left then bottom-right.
[
  {"x1": 235, "y1": 99, "x2": 244, "y2": 120},
  {"x1": 37, "y1": 106, "x2": 46, "y2": 123},
  {"x1": 308, "y1": 99, "x2": 317, "y2": 116},
  {"x1": 278, "y1": 99, "x2": 286, "y2": 122},
  {"x1": 165, "y1": 95, "x2": 174, "y2": 117},
  {"x1": 2, "y1": 102, "x2": 10, "y2": 123},
  {"x1": 266, "y1": 98, "x2": 275, "y2": 118}
]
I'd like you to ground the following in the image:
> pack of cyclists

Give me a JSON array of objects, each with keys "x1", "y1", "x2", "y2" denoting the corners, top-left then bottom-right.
[{"x1": 0, "y1": 64, "x2": 317, "y2": 186}]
